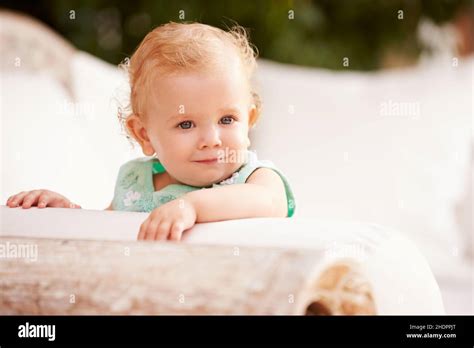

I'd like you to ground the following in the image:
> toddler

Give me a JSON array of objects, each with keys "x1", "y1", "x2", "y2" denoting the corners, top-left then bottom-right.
[{"x1": 6, "y1": 22, "x2": 295, "y2": 241}]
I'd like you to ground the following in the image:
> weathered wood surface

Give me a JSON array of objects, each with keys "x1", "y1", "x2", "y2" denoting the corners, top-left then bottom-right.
[{"x1": 0, "y1": 237, "x2": 376, "y2": 315}]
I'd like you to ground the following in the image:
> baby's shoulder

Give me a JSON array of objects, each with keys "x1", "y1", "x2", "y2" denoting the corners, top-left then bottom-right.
[
  {"x1": 120, "y1": 156, "x2": 153, "y2": 166},
  {"x1": 116, "y1": 157, "x2": 154, "y2": 189},
  {"x1": 118, "y1": 157, "x2": 153, "y2": 173}
]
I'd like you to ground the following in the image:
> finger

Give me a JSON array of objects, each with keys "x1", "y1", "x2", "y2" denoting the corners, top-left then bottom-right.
[
  {"x1": 155, "y1": 221, "x2": 171, "y2": 241},
  {"x1": 169, "y1": 222, "x2": 184, "y2": 242},
  {"x1": 49, "y1": 198, "x2": 72, "y2": 208},
  {"x1": 37, "y1": 192, "x2": 52, "y2": 208},
  {"x1": 6, "y1": 195, "x2": 15, "y2": 206},
  {"x1": 6, "y1": 195, "x2": 14, "y2": 205},
  {"x1": 145, "y1": 220, "x2": 161, "y2": 241},
  {"x1": 8, "y1": 192, "x2": 28, "y2": 207},
  {"x1": 137, "y1": 220, "x2": 150, "y2": 241},
  {"x1": 22, "y1": 191, "x2": 41, "y2": 209}
]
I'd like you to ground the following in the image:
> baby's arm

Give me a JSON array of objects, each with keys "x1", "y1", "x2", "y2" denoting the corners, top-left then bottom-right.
[
  {"x1": 7, "y1": 191, "x2": 114, "y2": 211},
  {"x1": 6, "y1": 189, "x2": 115, "y2": 211},
  {"x1": 187, "y1": 167, "x2": 288, "y2": 222},
  {"x1": 137, "y1": 168, "x2": 288, "y2": 241},
  {"x1": 6, "y1": 190, "x2": 81, "y2": 209}
]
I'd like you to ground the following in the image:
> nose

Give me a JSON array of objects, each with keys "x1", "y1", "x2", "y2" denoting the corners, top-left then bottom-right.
[{"x1": 197, "y1": 125, "x2": 222, "y2": 150}]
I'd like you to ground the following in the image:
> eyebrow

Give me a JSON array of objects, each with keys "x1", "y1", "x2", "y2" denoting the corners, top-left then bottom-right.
[{"x1": 166, "y1": 106, "x2": 240, "y2": 123}]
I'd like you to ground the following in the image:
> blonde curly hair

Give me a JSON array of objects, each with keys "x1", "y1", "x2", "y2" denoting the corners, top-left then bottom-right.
[{"x1": 118, "y1": 22, "x2": 261, "y2": 144}]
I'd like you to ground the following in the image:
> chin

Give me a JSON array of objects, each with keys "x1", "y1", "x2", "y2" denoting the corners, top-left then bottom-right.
[
  {"x1": 179, "y1": 163, "x2": 241, "y2": 187},
  {"x1": 191, "y1": 177, "x2": 223, "y2": 187},
  {"x1": 185, "y1": 172, "x2": 230, "y2": 187}
]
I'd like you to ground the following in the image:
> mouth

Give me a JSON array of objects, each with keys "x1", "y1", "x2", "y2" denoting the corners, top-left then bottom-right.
[{"x1": 193, "y1": 158, "x2": 219, "y2": 164}]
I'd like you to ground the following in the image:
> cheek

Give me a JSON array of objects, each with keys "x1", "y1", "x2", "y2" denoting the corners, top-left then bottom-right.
[
  {"x1": 223, "y1": 125, "x2": 249, "y2": 147},
  {"x1": 154, "y1": 134, "x2": 194, "y2": 160},
  {"x1": 148, "y1": 132, "x2": 171, "y2": 159}
]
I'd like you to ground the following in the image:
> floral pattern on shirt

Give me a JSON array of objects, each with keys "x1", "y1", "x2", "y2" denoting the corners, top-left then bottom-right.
[{"x1": 123, "y1": 190, "x2": 141, "y2": 207}]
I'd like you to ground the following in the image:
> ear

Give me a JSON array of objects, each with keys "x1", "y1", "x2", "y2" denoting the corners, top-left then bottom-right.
[
  {"x1": 245, "y1": 104, "x2": 258, "y2": 148},
  {"x1": 248, "y1": 104, "x2": 258, "y2": 128},
  {"x1": 126, "y1": 114, "x2": 155, "y2": 156}
]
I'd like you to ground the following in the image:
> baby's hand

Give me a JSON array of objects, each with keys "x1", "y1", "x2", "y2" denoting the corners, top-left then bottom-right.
[
  {"x1": 137, "y1": 198, "x2": 197, "y2": 241},
  {"x1": 6, "y1": 190, "x2": 81, "y2": 209}
]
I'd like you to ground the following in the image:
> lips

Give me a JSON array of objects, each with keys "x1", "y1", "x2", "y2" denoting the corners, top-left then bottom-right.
[{"x1": 194, "y1": 158, "x2": 218, "y2": 164}]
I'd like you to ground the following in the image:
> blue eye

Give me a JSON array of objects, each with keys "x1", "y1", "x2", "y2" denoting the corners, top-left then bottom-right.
[
  {"x1": 220, "y1": 116, "x2": 235, "y2": 125},
  {"x1": 178, "y1": 121, "x2": 194, "y2": 129}
]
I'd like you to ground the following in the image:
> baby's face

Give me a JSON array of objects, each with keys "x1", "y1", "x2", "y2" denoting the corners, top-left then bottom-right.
[{"x1": 137, "y1": 65, "x2": 256, "y2": 187}]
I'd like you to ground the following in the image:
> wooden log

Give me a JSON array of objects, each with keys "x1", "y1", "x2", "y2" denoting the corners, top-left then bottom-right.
[{"x1": 0, "y1": 237, "x2": 376, "y2": 315}]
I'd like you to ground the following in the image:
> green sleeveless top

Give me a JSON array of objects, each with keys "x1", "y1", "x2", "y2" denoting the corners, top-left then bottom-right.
[{"x1": 111, "y1": 150, "x2": 295, "y2": 217}]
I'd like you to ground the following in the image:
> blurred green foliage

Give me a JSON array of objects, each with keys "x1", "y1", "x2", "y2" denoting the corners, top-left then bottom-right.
[{"x1": 2, "y1": 0, "x2": 470, "y2": 70}]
